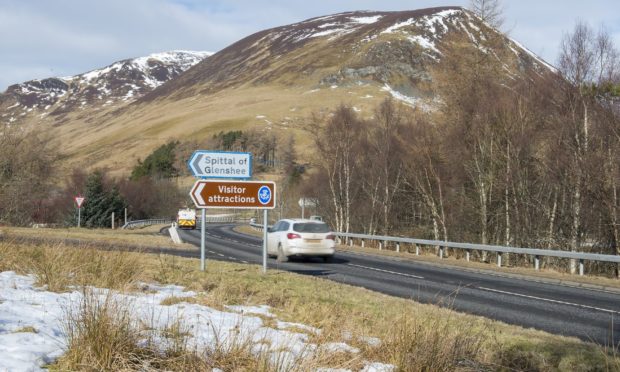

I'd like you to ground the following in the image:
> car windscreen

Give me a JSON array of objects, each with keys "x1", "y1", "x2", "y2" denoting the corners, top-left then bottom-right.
[{"x1": 293, "y1": 223, "x2": 329, "y2": 233}]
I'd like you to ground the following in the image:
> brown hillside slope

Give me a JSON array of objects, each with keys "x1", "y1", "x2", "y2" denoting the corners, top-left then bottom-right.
[{"x1": 1, "y1": 7, "x2": 555, "y2": 176}]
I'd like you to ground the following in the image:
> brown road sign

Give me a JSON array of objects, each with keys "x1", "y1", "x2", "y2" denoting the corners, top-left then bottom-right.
[{"x1": 190, "y1": 180, "x2": 276, "y2": 209}]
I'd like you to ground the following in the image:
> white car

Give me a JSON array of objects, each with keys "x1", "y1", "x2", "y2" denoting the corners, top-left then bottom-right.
[{"x1": 267, "y1": 219, "x2": 336, "y2": 262}]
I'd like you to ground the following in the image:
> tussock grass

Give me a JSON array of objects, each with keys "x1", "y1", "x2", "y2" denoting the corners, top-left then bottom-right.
[
  {"x1": 381, "y1": 310, "x2": 484, "y2": 371},
  {"x1": 13, "y1": 326, "x2": 38, "y2": 333},
  {"x1": 58, "y1": 290, "x2": 148, "y2": 371},
  {"x1": 159, "y1": 296, "x2": 197, "y2": 306},
  {"x1": 0, "y1": 240, "x2": 142, "y2": 291}
]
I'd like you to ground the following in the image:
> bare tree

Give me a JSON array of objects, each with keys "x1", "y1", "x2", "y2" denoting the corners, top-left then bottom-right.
[
  {"x1": 308, "y1": 106, "x2": 365, "y2": 234},
  {"x1": 0, "y1": 124, "x2": 60, "y2": 225},
  {"x1": 469, "y1": 0, "x2": 505, "y2": 29},
  {"x1": 558, "y1": 21, "x2": 620, "y2": 273}
]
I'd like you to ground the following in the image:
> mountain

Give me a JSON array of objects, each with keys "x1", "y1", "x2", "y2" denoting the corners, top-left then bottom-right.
[
  {"x1": 0, "y1": 7, "x2": 556, "y2": 174},
  {"x1": 144, "y1": 7, "x2": 555, "y2": 103},
  {"x1": 0, "y1": 51, "x2": 211, "y2": 124}
]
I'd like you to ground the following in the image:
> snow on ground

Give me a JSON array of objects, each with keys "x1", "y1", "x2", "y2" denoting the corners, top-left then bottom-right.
[
  {"x1": 381, "y1": 84, "x2": 433, "y2": 112},
  {"x1": 381, "y1": 84, "x2": 418, "y2": 107},
  {"x1": 0, "y1": 271, "x2": 393, "y2": 372}
]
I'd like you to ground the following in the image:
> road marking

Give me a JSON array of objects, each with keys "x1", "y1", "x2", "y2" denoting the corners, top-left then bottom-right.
[
  {"x1": 477, "y1": 287, "x2": 620, "y2": 315},
  {"x1": 227, "y1": 256, "x2": 236, "y2": 260},
  {"x1": 347, "y1": 263, "x2": 424, "y2": 279},
  {"x1": 241, "y1": 260, "x2": 248, "y2": 264},
  {"x1": 217, "y1": 253, "x2": 225, "y2": 257}
]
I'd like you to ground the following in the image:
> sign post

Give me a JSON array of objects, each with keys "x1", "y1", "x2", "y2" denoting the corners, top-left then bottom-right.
[
  {"x1": 200, "y1": 209, "x2": 206, "y2": 271},
  {"x1": 74, "y1": 196, "x2": 85, "y2": 228},
  {"x1": 263, "y1": 209, "x2": 268, "y2": 273}
]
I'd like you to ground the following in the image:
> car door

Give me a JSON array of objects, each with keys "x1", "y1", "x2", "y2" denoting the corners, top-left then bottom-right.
[
  {"x1": 278, "y1": 221, "x2": 290, "y2": 251},
  {"x1": 267, "y1": 221, "x2": 281, "y2": 254}
]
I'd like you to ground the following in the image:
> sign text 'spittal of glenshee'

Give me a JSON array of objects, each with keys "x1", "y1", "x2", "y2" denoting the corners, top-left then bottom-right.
[{"x1": 188, "y1": 151, "x2": 252, "y2": 179}]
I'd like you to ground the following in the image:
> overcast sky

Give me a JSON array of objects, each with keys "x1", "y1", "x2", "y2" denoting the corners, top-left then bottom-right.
[{"x1": 2, "y1": 0, "x2": 619, "y2": 91}]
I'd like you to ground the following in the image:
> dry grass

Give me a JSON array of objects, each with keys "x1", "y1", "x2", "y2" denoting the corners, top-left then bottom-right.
[
  {"x1": 0, "y1": 240, "x2": 142, "y2": 292},
  {"x1": 6, "y1": 224, "x2": 195, "y2": 250},
  {"x1": 1, "y1": 228, "x2": 618, "y2": 371}
]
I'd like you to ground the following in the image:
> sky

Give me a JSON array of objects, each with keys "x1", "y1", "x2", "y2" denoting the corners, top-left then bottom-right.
[{"x1": 1, "y1": 0, "x2": 619, "y2": 91}]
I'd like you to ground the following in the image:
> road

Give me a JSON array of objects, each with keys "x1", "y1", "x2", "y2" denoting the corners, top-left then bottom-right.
[{"x1": 174, "y1": 223, "x2": 620, "y2": 345}]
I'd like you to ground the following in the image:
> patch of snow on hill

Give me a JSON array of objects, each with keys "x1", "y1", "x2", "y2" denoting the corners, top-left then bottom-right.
[
  {"x1": 408, "y1": 35, "x2": 440, "y2": 53},
  {"x1": 420, "y1": 9, "x2": 460, "y2": 34},
  {"x1": 350, "y1": 15, "x2": 382, "y2": 24},
  {"x1": 382, "y1": 84, "x2": 418, "y2": 106},
  {"x1": 382, "y1": 9, "x2": 462, "y2": 49},
  {"x1": 382, "y1": 18, "x2": 417, "y2": 34},
  {"x1": 299, "y1": 13, "x2": 383, "y2": 41}
]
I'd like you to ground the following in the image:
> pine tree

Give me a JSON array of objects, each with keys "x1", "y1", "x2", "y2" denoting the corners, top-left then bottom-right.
[{"x1": 80, "y1": 171, "x2": 126, "y2": 227}]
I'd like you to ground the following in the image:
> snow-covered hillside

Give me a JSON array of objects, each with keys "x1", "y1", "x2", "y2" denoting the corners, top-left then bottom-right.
[{"x1": 0, "y1": 51, "x2": 211, "y2": 122}]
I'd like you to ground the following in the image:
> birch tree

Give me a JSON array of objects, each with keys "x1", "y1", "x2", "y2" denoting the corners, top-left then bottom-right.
[
  {"x1": 309, "y1": 106, "x2": 364, "y2": 233},
  {"x1": 558, "y1": 21, "x2": 619, "y2": 273}
]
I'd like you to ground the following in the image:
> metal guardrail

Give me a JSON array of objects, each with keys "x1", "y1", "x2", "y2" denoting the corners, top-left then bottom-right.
[
  {"x1": 198, "y1": 215, "x2": 237, "y2": 224},
  {"x1": 122, "y1": 218, "x2": 174, "y2": 229},
  {"x1": 249, "y1": 222, "x2": 618, "y2": 276},
  {"x1": 250, "y1": 222, "x2": 270, "y2": 230},
  {"x1": 335, "y1": 232, "x2": 620, "y2": 276},
  {"x1": 123, "y1": 215, "x2": 239, "y2": 229}
]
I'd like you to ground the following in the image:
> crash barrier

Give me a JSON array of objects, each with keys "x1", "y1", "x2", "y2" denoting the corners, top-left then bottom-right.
[
  {"x1": 335, "y1": 232, "x2": 620, "y2": 276},
  {"x1": 122, "y1": 218, "x2": 174, "y2": 229},
  {"x1": 123, "y1": 215, "x2": 239, "y2": 229}
]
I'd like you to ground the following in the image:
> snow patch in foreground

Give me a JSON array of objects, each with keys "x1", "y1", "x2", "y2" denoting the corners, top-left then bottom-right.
[{"x1": 0, "y1": 271, "x2": 392, "y2": 372}]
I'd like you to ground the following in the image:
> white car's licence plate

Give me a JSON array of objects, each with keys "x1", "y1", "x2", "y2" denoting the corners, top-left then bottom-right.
[{"x1": 304, "y1": 239, "x2": 322, "y2": 243}]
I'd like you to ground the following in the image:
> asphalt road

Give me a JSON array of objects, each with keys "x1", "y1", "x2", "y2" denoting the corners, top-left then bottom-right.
[{"x1": 174, "y1": 223, "x2": 620, "y2": 345}]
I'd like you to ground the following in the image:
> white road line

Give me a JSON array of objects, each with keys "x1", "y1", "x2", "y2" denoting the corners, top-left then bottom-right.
[
  {"x1": 477, "y1": 286, "x2": 620, "y2": 315},
  {"x1": 227, "y1": 256, "x2": 236, "y2": 260},
  {"x1": 241, "y1": 260, "x2": 248, "y2": 264},
  {"x1": 217, "y1": 253, "x2": 225, "y2": 257},
  {"x1": 347, "y1": 263, "x2": 424, "y2": 279}
]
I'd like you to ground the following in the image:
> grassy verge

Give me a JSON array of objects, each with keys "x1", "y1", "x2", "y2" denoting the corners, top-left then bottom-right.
[
  {"x1": 4, "y1": 225, "x2": 196, "y2": 251},
  {"x1": 0, "y1": 227, "x2": 618, "y2": 371}
]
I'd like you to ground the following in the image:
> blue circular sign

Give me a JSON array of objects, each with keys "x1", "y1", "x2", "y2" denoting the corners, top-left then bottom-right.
[{"x1": 258, "y1": 186, "x2": 272, "y2": 205}]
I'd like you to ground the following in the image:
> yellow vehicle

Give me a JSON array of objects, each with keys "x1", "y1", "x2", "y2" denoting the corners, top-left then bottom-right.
[{"x1": 177, "y1": 208, "x2": 197, "y2": 229}]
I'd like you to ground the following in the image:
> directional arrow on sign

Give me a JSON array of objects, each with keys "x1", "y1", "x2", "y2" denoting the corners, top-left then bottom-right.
[
  {"x1": 189, "y1": 152, "x2": 204, "y2": 176},
  {"x1": 192, "y1": 181, "x2": 206, "y2": 205}
]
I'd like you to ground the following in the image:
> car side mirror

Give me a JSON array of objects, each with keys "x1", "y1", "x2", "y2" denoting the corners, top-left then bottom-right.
[{"x1": 267, "y1": 227, "x2": 274, "y2": 233}]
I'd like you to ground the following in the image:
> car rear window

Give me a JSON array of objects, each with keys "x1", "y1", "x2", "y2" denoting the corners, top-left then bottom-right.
[{"x1": 293, "y1": 223, "x2": 329, "y2": 233}]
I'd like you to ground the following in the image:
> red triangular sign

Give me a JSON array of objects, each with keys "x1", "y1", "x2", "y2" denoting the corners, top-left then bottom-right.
[{"x1": 75, "y1": 197, "x2": 85, "y2": 208}]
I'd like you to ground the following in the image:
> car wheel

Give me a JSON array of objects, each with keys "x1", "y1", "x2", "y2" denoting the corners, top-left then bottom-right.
[
  {"x1": 323, "y1": 255, "x2": 334, "y2": 263},
  {"x1": 276, "y1": 244, "x2": 288, "y2": 263}
]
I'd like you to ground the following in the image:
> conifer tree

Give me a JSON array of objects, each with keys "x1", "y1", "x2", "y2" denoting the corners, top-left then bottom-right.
[{"x1": 80, "y1": 171, "x2": 126, "y2": 227}]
